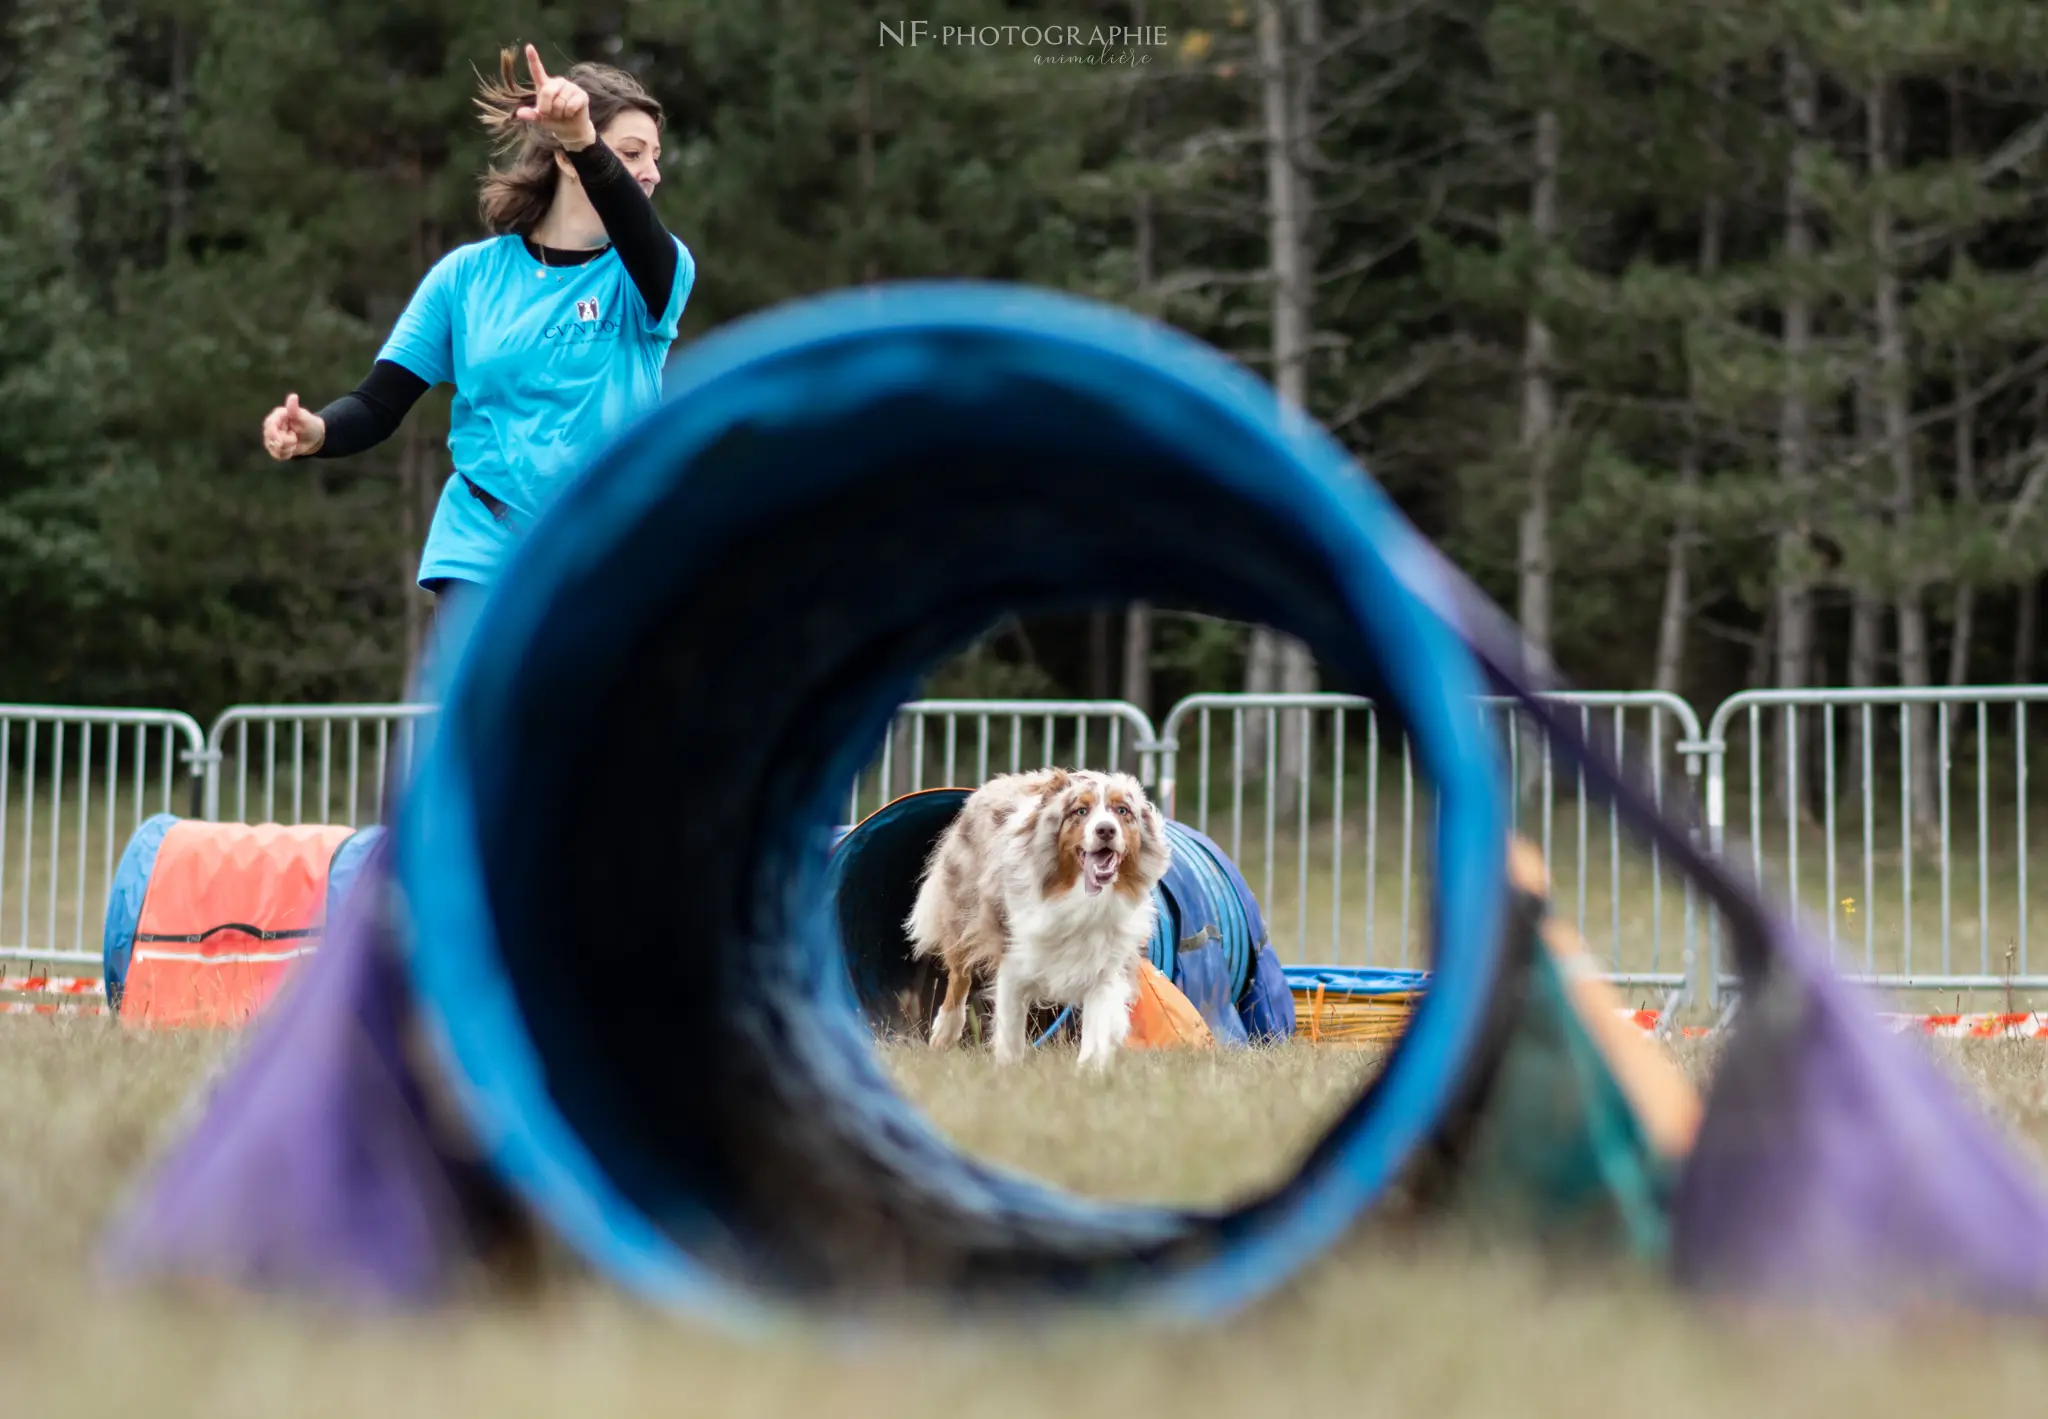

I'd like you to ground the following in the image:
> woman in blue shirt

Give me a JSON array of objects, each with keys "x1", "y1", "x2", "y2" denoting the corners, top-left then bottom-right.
[{"x1": 260, "y1": 44, "x2": 697, "y2": 624}]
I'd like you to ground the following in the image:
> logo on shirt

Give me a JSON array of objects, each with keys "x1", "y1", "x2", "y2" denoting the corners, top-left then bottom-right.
[{"x1": 543, "y1": 294, "x2": 621, "y2": 342}]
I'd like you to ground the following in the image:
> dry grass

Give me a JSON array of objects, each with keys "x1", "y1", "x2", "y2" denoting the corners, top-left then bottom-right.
[
  {"x1": 888, "y1": 1043, "x2": 1384, "y2": 1206},
  {"x1": 7, "y1": 1019, "x2": 2048, "y2": 1416}
]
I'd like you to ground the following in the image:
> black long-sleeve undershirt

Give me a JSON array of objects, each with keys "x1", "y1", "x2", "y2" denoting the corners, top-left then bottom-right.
[
  {"x1": 562, "y1": 138, "x2": 677, "y2": 317},
  {"x1": 312, "y1": 359, "x2": 430, "y2": 459},
  {"x1": 309, "y1": 136, "x2": 677, "y2": 461}
]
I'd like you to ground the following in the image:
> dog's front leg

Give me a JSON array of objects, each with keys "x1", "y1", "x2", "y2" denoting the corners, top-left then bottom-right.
[
  {"x1": 929, "y1": 965, "x2": 973, "y2": 1050},
  {"x1": 1075, "y1": 969, "x2": 1138, "y2": 1071},
  {"x1": 990, "y1": 967, "x2": 1032, "y2": 1066}
]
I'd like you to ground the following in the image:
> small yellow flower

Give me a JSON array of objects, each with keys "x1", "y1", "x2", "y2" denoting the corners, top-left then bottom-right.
[
  {"x1": 1179, "y1": 29, "x2": 1213, "y2": 60},
  {"x1": 1841, "y1": 897, "x2": 1857, "y2": 917}
]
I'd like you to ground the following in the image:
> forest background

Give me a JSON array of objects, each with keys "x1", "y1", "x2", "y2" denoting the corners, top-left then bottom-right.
[{"x1": 6, "y1": 0, "x2": 2048, "y2": 750}]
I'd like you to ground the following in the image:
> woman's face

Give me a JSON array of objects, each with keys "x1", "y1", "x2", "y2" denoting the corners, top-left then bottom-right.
[{"x1": 601, "y1": 110, "x2": 662, "y2": 197}]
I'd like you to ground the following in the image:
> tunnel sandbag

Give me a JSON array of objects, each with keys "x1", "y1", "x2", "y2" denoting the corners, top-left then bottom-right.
[
  {"x1": 386, "y1": 279, "x2": 1516, "y2": 1321},
  {"x1": 828, "y1": 788, "x2": 1255, "y2": 1048},
  {"x1": 1128, "y1": 960, "x2": 1215, "y2": 1049},
  {"x1": 103, "y1": 816, "x2": 354, "y2": 1028}
]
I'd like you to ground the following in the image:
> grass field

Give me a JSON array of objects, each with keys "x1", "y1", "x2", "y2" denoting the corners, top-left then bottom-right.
[{"x1": 7, "y1": 1019, "x2": 2048, "y2": 1417}]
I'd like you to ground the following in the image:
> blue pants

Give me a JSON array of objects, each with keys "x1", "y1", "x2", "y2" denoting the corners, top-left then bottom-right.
[{"x1": 415, "y1": 577, "x2": 486, "y2": 698}]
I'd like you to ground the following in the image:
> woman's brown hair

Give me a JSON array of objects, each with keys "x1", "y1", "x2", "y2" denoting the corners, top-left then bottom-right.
[{"x1": 473, "y1": 46, "x2": 665, "y2": 236}]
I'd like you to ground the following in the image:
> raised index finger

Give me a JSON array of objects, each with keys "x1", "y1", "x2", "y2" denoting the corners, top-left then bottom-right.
[{"x1": 525, "y1": 43, "x2": 550, "y2": 89}]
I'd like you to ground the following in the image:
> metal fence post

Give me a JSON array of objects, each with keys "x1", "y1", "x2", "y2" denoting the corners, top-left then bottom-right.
[
  {"x1": 187, "y1": 741, "x2": 220, "y2": 821},
  {"x1": 1692, "y1": 725, "x2": 1727, "y2": 1011}
]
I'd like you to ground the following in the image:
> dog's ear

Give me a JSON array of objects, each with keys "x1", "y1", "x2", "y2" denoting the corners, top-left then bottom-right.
[{"x1": 1038, "y1": 768, "x2": 1072, "y2": 796}]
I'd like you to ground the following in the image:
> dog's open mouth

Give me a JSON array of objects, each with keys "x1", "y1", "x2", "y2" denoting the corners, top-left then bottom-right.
[{"x1": 1083, "y1": 847, "x2": 1121, "y2": 895}]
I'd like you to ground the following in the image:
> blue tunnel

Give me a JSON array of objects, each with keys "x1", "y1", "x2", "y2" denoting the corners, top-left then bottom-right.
[{"x1": 235, "y1": 279, "x2": 1518, "y2": 1326}]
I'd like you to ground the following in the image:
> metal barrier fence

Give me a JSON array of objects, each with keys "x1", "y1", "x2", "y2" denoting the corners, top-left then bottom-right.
[
  {"x1": 202, "y1": 704, "x2": 438, "y2": 825},
  {"x1": 203, "y1": 697, "x2": 1161, "y2": 830},
  {"x1": 1, "y1": 703, "x2": 433, "y2": 976},
  {"x1": 0, "y1": 707, "x2": 208, "y2": 970},
  {"x1": 844, "y1": 699, "x2": 1163, "y2": 823},
  {"x1": 1703, "y1": 687, "x2": 2048, "y2": 1007},
  {"x1": 1156, "y1": 692, "x2": 1707, "y2": 1002},
  {"x1": 11, "y1": 685, "x2": 2048, "y2": 1013}
]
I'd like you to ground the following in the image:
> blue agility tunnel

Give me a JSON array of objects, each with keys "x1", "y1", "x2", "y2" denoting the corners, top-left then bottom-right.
[
  {"x1": 383, "y1": 280, "x2": 1510, "y2": 1323},
  {"x1": 109, "y1": 278, "x2": 2048, "y2": 1331},
  {"x1": 324, "y1": 826, "x2": 384, "y2": 926},
  {"x1": 100, "y1": 812, "x2": 179, "y2": 1013},
  {"x1": 105, "y1": 280, "x2": 1514, "y2": 1324}
]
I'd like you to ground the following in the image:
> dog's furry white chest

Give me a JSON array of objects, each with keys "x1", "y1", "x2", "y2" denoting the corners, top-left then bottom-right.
[{"x1": 1003, "y1": 887, "x2": 1154, "y2": 1001}]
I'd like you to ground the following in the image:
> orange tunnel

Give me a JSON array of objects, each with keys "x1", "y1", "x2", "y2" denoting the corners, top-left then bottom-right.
[{"x1": 103, "y1": 816, "x2": 362, "y2": 1028}]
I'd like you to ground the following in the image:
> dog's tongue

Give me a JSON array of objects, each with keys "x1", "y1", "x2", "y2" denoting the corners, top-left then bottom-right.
[{"x1": 1084, "y1": 848, "x2": 1119, "y2": 894}]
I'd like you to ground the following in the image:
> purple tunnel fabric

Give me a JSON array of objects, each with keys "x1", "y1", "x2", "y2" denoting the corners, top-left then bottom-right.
[{"x1": 98, "y1": 832, "x2": 497, "y2": 1304}]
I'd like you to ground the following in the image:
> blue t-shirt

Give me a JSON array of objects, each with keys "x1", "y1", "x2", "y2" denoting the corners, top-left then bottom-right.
[{"x1": 378, "y1": 231, "x2": 697, "y2": 584}]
